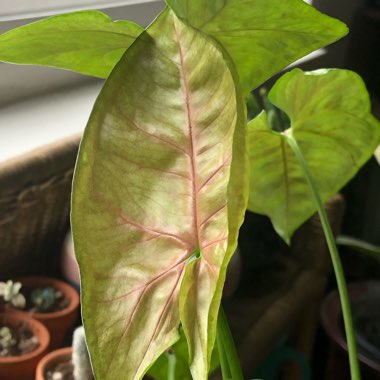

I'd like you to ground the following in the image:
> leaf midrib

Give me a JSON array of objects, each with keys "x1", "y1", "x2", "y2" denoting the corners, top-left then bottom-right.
[{"x1": 173, "y1": 19, "x2": 200, "y2": 251}]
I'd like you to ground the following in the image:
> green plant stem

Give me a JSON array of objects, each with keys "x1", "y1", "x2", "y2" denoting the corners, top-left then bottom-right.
[
  {"x1": 337, "y1": 235, "x2": 380, "y2": 262},
  {"x1": 166, "y1": 351, "x2": 176, "y2": 380},
  {"x1": 217, "y1": 307, "x2": 244, "y2": 380},
  {"x1": 217, "y1": 327, "x2": 231, "y2": 380},
  {"x1": 285, "y1": 134, "x2": 361, "y2": 380}
]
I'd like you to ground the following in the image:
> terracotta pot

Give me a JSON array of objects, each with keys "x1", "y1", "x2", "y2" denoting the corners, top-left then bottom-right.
[
  {"x1": 0, "y1": 312, "x2": 50, "y2": 380},
  {"x1": 13, "y1": 277, "x2": 80, "y2": 350},
  {"x1": 321, "y1": 281, "x2": 380, "y2": 379},
  {"x1": 35, "y1": 346, "x2": 72, "y2": 380}
]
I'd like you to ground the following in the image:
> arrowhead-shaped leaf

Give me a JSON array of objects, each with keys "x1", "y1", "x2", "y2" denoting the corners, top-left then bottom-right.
[
  {"x1": 0, "y1": 11, "x2": 142, "y2": 78},
  {"x1": 247, "y1": 69, "x2": 380, "y2": 243},
  {"x1": 72, "y1": 8, "x2": 247, "y2": 380},
  {"x1": 165, "y1": 0, "x2": 348, "y2": 93}
]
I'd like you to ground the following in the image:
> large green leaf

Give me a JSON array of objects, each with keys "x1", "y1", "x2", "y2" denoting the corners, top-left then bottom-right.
[
  {"x1": 247, "y1": 69, "x2": 380, "y2": 243},
  {"x1": 165, "y1": 0, "x2": 348, "y2": 93},
  {"x1": 177, "y1": 34, "x2": 248, "y2": 379},
  {"x1": 0, "y1": 11, "x2": 142, "y2": 78},
  {"x1": 72, "y1": 8, "x2": 247, "y2": 380},
  {"x1": 164, "y1": 0, "x2": 225, "y2": 27}
]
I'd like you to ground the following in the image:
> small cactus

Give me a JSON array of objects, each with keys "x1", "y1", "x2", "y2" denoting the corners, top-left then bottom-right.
[{"x1": 72, "y1": 326, "x2": 94, "y2": 380}]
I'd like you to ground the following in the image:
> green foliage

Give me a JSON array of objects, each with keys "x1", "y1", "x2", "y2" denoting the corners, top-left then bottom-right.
[
  {"x1": 247, "y1": 69, "x2": 380, "y2": 243},
  {"x1": 165, "y1": 0, "x2": 348, "y2": 93},
  {"x1": 0, "y1": 1, "x2": 347, "y2": 92},
  {"x1": 1, "y1": 0, "x2": 379, "y2": 379},
  {"x1": 0, "y1": 11, "x2": 142, "y2": 78},
  {"x1": 72, "y1": 8, "x2": 246, "y2": 379}
]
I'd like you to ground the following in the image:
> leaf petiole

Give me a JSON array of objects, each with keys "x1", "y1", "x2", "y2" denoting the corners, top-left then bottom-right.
[
  {"x1": 285, "y1": 134, "x2": 361, "y2": 380},
  {"x1": 166, "y1": 350, "x2": 177, "y2": 380},
  {"x1": 217, "y1": 307, "x2": 244, "y2": 380}
]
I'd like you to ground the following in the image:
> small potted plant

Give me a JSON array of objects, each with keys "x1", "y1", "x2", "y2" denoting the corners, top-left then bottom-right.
[
  {"x1": 0, "y1": 278, "x2": 80, "y2": 349},
  {"x1": 0, "y1": 312, "x2": 50, "y2": 380},
  {"x1": 36, "y1": 326, "x2": 93, "y2": 380},
  {"x1": 1, "y1": 1, "x2": 380, "y2": 379}
]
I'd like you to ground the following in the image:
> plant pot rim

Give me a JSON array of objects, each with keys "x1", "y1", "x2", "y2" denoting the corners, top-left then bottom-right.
[
  {"x1": 321, "y1": 280, "x2": 380, "y2": 372},
  {"x1": 35, "y1": 346, "x2": 72, "y2": 380},
  {"x1": 14, "y1": 276, "x2": 80, "y2": 319},
  {"x1": 0, "y1": 312, "x2": 50, "y2": 364}
]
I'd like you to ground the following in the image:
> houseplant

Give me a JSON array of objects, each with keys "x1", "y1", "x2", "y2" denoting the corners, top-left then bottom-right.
[
  {"x1": 319, "y1": 237, "x2": 380, "y2": 378},
  {"x1": 0, "y1": 312, "x2": 50, "y2": 380},
  {"x1": 321, "y1": 282, "x2": 380, "y2": 379},
  {"x1": 36, "y1": 326, "x2": 93, "y2": 380},
  {"x1": 1, "y1": 0, "x2": 379, "y2": 379},
  {"x1": 0, "y1": 277, "x2": 80, "y2": 349}
]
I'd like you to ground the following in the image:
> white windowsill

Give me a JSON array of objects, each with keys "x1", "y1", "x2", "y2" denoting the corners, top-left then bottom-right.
[{"x1": 0, "y1": 82, "x2": 102, "y2": 163}]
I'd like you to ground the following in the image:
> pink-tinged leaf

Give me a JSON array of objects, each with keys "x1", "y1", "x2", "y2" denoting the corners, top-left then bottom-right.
[{"x1": 72, "y1": 8, "x2": 247, "y2": 380}]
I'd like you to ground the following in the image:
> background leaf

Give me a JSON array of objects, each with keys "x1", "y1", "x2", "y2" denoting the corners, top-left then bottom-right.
[
  {"x1": 147, "y1": 330, "x2": 193, "y2": 380},
  {"x1": 163, "y1": 0, "x2": 226, "y2": 28},
  {"x1": 72, "y1": 8, "x2": 246, "y2": 380},
  {"x1": 0, "y1": 11, "x2": 142, "y2": 78},
  {"x1": 147, "y1": 328, "x2": 220, "y2": 380},
  {"x1": 247, "y1": 69, "x2": 380, "y2": 243},
  {"x1": 165, "y1": 0, "x2": 348, "y2": 93}
]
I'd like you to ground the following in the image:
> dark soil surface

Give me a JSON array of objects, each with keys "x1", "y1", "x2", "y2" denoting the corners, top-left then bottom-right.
[{"x1": 0, "y1": 323, "x2": 39, "y2": 357}]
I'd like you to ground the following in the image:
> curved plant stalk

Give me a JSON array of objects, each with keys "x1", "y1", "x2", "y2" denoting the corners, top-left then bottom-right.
[
  {"x1": 285, "y1": 134, "x2": 361, "y2": 380},
  {"x1": 217, "y1": 307, "x2": 244, "y2": 380},
  {"x1": 337, "y1": 235, "x2": 380, "y2": 262}
]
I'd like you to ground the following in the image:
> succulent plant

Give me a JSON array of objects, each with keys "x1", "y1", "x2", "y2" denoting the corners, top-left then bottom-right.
[
  {"x1": 0, "y1": 280, "x2": 26, "y2": 309},
  {"x1": 72, "y1": 326, "x2": 93, "y2": 380},
  {"x1": 0, "y1": 326, "x2": 16, "y2": 351},
  {"x1": 30, "y1": 286, "x2": 58, "y2": 312}
]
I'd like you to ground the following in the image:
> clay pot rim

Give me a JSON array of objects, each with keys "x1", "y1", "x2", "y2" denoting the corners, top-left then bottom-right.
[
  {"x1": 14, "y1": 276, "x2": 80, "y2": 319},
  {"x1": 321, "y1": 281, "x2": 380, "y2": 372},
  {"x1": 35, "y1": 346, "x2": 72, "y2": 380},
  {"x1": 0, "y1": 312, "x2": 50, "y2": 364}
]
